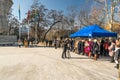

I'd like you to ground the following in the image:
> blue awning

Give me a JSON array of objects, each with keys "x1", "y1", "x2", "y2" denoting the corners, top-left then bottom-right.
[{"x1": 70, "y1": 24, "x2": 117, "y2": 38}]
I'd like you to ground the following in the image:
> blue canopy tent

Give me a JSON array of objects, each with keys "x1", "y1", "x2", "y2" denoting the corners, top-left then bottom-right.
[{"x1": 70, "y1": 24, "x2": 117, "y2": 38}]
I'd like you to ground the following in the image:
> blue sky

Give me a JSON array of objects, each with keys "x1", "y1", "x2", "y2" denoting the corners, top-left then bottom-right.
[
  {"x1": 12, "y1": 0, "x2": 33, "y2": 20},
  {"x1": 12, "y1": 0, "x2": 93, "y2": 21}
]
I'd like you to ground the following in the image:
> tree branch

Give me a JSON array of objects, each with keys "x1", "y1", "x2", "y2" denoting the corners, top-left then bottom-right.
[{"x1": 43, "y1": 21, "x2": 61, "y2": 41}]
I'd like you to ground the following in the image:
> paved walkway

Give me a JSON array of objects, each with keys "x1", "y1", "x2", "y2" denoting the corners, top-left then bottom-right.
[{"x1": 0, "y1": 47, "x2": 118, "y2": 80}]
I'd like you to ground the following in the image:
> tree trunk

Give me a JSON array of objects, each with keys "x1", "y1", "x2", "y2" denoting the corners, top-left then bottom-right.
[{"x1": 8, "y1": 25, "x2": 12, "y2": 35}]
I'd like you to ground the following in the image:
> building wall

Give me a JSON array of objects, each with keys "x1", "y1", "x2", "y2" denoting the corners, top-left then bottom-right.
[{"x1": 0, "y1": 0, "x2": 13, "y2": 34}]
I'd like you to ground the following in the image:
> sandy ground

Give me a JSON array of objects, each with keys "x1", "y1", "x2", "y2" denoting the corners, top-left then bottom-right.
[{"x1": 0, "y1": 46, "x2": 118, "y2": 80}]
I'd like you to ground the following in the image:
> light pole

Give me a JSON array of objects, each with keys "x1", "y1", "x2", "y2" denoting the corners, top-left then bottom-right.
[
  {"x1": 18, "y1": 4, "x2": 21, "y2": 41},
  {"x1": 19, "y1": 22, "x2": 21, "y2": 40}
]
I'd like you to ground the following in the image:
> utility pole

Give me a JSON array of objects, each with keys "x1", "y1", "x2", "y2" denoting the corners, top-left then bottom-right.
[{"x1": 19, "y1": 23, "x2": 21, "y2": 40}]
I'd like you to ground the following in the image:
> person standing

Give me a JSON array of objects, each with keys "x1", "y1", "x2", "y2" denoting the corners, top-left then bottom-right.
[
  {"x1": 78, "y1": 40, "x2": 82, "y2": 54},
  {"x1": 92, "y1": 39, "x2": 99, "y2": 61},
  {"x1": 100, "y1": 39, "x2": 104, "y2": 56},
  {"x1": 45, "y1": 39, "x2": 48, "y2": 47},
  {"x1": 81, "y1": 39, "x2": 85, "y2": 55},
  {"x1": 61, "y1": 41, "x2": 67, "y2": 58},
  {"x1": 114, "y1": 39, "x2": 120, "y2": 69},
  {"x1": 18, "y1": 39, "x2": 22, "y2": 48},
  {"x1": 84, "y1": 39, "x2": 90, "y2": 56},
  {"x1": 78, "y1": 39, "x2": 84, "y2": 55},
  {"x1": 61, "y1": 38, "x2": 70, "y2": 59},
  {"x1": 24, "y1": 38, "x2": 28, "y2": 47},
  {"x1": 54, "y1": 39, "x2": 58, "y2": 49},
  {"x1": 108, "y1": 40, "x2": 115, "y2": 63},
  {"x1": 103, "y1": 39, "x2": 109, "y2": 56},
  {"x1": 70, "y1": 38, "x2": 74, "y2": 52},
  {"x1": 88, "y1": 39, "x2": 93, "y2": 57}
]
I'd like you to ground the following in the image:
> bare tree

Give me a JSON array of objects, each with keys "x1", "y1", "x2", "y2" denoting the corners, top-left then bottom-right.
[
  {"x1": 27, "y1": 1, "x2": 64, "y2": 41},
  {"x1": 66, "y1": 6, "x2": 78, "y2": 31},
  {"x1": 43, "y1": 10, "x2": 63, "y2": 41},
  {"x1": 78, "y1": 0, "x2": 107, "y2": 28},
  {"x1": 93, "y1": 0, "x2": 120, "y2": 31},
  {"x1": 7, "y1": 9, "x2": 19, "y2": 36}
]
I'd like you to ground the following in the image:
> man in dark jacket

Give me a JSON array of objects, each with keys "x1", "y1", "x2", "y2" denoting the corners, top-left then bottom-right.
[
  {"x1": 92, "y1": 39, "x2": 99, "y2": 61},
  {"x1": 61, "y1": 38, "x2": 70, "y2": 59},
  {"x1": 78, "y1": 40, "x2": 84, "y2": 54}
]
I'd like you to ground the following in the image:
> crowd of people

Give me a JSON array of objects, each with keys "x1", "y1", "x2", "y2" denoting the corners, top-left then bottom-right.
[
  {"x1": 17, "y1": 37, "x2": 120, "y2": 69},
  {"x1": 60, "y1": 38, "x2": 120, "y2": 69}
]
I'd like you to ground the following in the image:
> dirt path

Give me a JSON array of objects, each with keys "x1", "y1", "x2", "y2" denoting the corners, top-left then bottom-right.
[{"x1": 0, "y1": 47, "x2": 118, "y2": 80}]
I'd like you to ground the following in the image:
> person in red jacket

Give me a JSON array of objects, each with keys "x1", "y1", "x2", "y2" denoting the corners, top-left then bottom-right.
[{"x1": 103, "y1": 39, "x2": 109, "y2": 56}]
